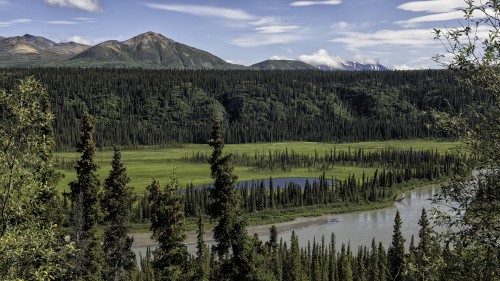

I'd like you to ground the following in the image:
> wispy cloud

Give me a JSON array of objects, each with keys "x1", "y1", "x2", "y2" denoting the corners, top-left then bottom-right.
[
  {"x1": 144, "y1": 3, "x2": 307, "y2": 47},
  {"x1": 255, "y1": 25, "x2": 301, "y2": 34},
  {"x1": 290, "y1": 0, "x2": 342, "y2": 7},
  {"x1": 44, "y1": 0, "x2": 102, "y2": 12},
  {"x1": 250, "y1": 16, "x2": 281, "y2": 26},
  {"x1": 0, "y1": 18, "x2": 32, "y2": 27},
  {"x1": 45, "y1": 20, "x2": 79, "y2": 25},
  {"x1": 231, "y1": 33, "x2": 303, "y2": 47},
  {"x1": 331, "y1": 28, "x2": 438, "y2": 50},
  {"x1": 143, "y1": 3, "x2": 256, "y2": 21},
  {"x1": 397, "y1": 0, "x2": 466, "y2": 13},
  {"x1": 74, "y1": 17, "x2": 96, "y2": 23},
  {"x1": 395, "y1": 9, "x2": 489, "y2": 27}
]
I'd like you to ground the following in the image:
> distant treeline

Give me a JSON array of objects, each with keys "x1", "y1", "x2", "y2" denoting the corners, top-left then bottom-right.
[
  {"x1": 130, "y1": 148, "x2": 465, "y2": 222},
  {"x1": 0, "y1": 68, "x2": 490, "y2": 150},
  {"x1": 182, "y1": 147, "x2": 465, "y2": 172}
]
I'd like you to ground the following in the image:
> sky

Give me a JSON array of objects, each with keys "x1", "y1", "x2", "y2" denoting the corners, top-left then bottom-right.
[{"x1": 0, "y1": 0, "x2": 474, "y2": 69}]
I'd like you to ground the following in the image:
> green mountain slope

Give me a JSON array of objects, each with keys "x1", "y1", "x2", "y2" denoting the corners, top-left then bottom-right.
[
  {"x1": 251, "y1": 60, "x2": 317, "y2": 70},
  {"x1": 66, "y1": 32, "x2": 244, "y2": 69}
]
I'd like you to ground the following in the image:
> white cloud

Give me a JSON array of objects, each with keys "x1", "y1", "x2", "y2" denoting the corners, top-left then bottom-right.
[
  {"x1": 269, "y1": 50, "x2": 381, "y2": 68},
  {"x1": 143, "y1": 3, "x2": 256, "y2": 21},
  {"x1": 0, "y1": 18, "x2": 32, "y2": 27},
  {"x1": 290, "y1": 0, "x2": 342, "y2": 7},
  {"x1": 331, "y1": 28, "x2": 438, "y2": 50},
  {"x1": 255, "y1": 25, "x2": 301, "y2": 34},
  {"x1": 44, "y1": 0, "x2": 102, "y2": 12},
  {"x1": 65, "y1": 35, "x2": 92, "y2": 45},
  {"x1": 45, "y1": 20, "x2": 78, "y2": 24},
  {"x1": 397, "y1": 0, "x2": 466, "y2": 13},
  {"x1": 297, "y1": 49, "x2": 345, "y2": 68},
  {"x1": 353, "y1": 54, "x2": 379, "y2": 65},
  {"x1": 230, "y1": 33, "x2": 303, "y2": 47}
]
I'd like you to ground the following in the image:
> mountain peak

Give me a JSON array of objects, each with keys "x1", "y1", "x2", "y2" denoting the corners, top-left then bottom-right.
[
  {"x1": 68, "y1": 31, "x2": 240, "y2": 69},
  {"x1": 128, "y1": 31, "x2": 174, "y2": 43}
]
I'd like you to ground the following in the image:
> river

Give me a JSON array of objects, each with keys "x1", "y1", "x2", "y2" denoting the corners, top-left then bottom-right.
[{"x1": 132, "y1": 184, "x2": 440, "y2": 257}]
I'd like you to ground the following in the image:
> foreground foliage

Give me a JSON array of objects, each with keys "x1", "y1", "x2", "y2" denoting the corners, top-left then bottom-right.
[
  {"x1": 433, "y1": 0, "x2": 500, "y2": 279},
  {"x1": 0, "y1": 77, "x2": 72, "y2": 280}
]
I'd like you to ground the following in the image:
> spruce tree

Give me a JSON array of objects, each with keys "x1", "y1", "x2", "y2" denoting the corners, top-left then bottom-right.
[
  {"x1": 338, "y1": 244, "x2": 353, "y2": 281},
  {"x1": 208, "y1": 119, "x2": 270, "y2": 280},
  {"x1": 417, "y1": 208, "x2": 431, "y2": 257},
  {"x1": 266, "y1": 225, "x2": 279, "y2": 254},
  {"x1": 148, "y1": 175, "x2": 187, "y2": 281},
  {"x1": 285, "y1": 230, "x2": 302, "y2": 281},
  {"x1": 388, "y1": 210, "x2": 406, "y2": 281},
  {"x1": 195, "y1": 210, "x2": 209, "y2": 281},
  {"x1": 369, "y1": 239, "x2": 379, "y2": 281},
  {"x1": 328, "y1": 233, "x2": 338, "y2": 281},
  {"x1": 102, "y1": 147, "x2": 135, "y2": 281},
  {"x1": 207, "y1": 119, "x2": 247, "y2": 259},
  {"x1": 69, "y1": 112, "x2": 105, "y2": 281}
]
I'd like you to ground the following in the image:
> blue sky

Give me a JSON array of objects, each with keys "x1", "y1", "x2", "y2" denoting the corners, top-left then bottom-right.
[{"x1": 0, "y1": 0, "x2": 471, "y2": 68}]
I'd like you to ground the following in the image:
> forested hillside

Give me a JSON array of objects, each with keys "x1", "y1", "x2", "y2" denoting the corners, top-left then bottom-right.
[{"x1": 0, "y1": 68, "x2": 488, "y2": 150}]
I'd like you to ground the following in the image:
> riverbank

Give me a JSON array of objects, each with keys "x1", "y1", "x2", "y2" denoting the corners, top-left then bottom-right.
[{"x1": 131, "y1": 182, "x2": 441, "y2": 248}]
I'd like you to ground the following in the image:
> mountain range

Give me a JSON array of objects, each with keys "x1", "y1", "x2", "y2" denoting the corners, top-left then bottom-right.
[{"x1": 0, "y1": 32, "x2": 388, "y2": 71}]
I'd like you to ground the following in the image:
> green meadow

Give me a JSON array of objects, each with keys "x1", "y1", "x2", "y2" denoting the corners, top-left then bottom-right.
[{"x1": 55, "y1": 140, "x2": 462, "y2": 193}]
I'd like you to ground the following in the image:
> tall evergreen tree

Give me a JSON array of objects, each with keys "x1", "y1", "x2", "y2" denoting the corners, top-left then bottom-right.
[
  {"x1": 148, "y1": 175, "x2": 187, "y2": 281},
  {"x1": 284, "y1": 230, "x2": 302, "y2": 281},
  {"x1": 195, "y1": 210, "x2": 209, "y2": 281},
  {"x1": 388, "y1": 210, "x2": 406, "y2": 281},
  {"x1": 207, "y1": 119, "x2": 247, "y2": 258},
  {"x1": 69, "y1": 112, "x2": 105, "y2": 281},
  {"x1": 338, "y1": 244, "x2": 353, "y2": 281},
  {"x1": 416, "y1": 208, "x2": 431, "y2": 258},
  {"x1": 102, "y1": 147, "x2": 136, "y2": 281}
]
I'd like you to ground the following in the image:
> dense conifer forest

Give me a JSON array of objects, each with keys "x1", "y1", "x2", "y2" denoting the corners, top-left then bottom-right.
[
  {"x1": 2, "y1": 0, "x2": 500, "y2": 278},
  {"x1": 0, "y1": 72, "x2": 498, "y2": 280},
  {"x1": 0, "y1": 68, "x2": 489, "y2": 150}
]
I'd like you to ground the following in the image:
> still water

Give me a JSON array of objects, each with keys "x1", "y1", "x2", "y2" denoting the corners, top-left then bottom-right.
[{"x1": 133, "y1": 184, "x2": 440, "y2": 257}]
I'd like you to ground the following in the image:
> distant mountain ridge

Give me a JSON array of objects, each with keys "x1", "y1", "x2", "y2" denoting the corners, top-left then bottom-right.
[
  {"x1": 317, "y1": 62, "x2": 388, "y2": 71},
  {"x1": 0, "y1": 34, "x2": 89, "y2": 67},
  {"x1": 0, "y1": 32, "x2": 388, "y2": 70}
]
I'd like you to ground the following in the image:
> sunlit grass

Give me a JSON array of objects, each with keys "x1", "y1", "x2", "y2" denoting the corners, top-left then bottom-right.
[{"x1": 56, "y1": 139, "x2": 461, "y2": 193}]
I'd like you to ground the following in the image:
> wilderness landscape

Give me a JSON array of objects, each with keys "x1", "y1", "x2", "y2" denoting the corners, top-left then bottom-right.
[{"x1": 1, "y1": 0, "x2": 499, "y2": 280}]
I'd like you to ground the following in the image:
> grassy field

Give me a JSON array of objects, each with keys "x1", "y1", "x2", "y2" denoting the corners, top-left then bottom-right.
[{"x1": 55, "y1": 140, "x2": 462, "y2": 193}]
